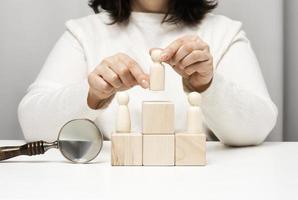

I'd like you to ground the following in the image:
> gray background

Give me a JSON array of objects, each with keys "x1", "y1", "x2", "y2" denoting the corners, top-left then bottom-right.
[{"x1": 0, "y1": 0, "x2": 296, "y2": 141}]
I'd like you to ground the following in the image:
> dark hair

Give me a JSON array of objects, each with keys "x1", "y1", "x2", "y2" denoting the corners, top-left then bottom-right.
[{"x1": 88, "y1": 0, "x2": 218, "y2": 25}]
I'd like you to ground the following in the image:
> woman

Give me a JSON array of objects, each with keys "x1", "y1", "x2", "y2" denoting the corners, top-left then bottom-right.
[{"x1": 18, "y1": 0, "x2": 278, "y2": 146}]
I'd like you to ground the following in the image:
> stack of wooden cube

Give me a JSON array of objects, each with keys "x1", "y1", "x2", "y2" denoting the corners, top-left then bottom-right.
[{"x1": 111, "y1": 100, "x2": 206, "y2": 166}]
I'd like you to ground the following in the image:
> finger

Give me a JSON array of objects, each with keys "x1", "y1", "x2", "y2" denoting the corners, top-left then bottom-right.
[
  {"x1": 171, "y1": 64, "x2": 190, "y2": 79},
  {"x1": 184, "y1": 62, "x2": 213, "y2": 76},
  {"x1": 160, "y1": 38, "x2": 184, "y2": 62},
  {"x1": 170, "y1": 42, "x2": 205, "y2": 66},
  {"x1": 176, "y1": 49, "x2": 210, "y2": 70},
  {"x1": 108, "y1": 56, "x2": 137, "y2": 88},
  {"x1": 189, "y1": 71, "x2": 213, "y2": 87},
  {"x1": 160, "y1": 35, "x2": 200, "y2": 62},
  {"x1": 88, "y1": 73, "x2": 114, "y2": 94},
  {"x1": 127, "y1": 62, "x2": 149, "y2": 89},
  {"x1": 119, "y1": 55, "x2": 149, "y2": 88},
  {"x1": 98, "y1": 65, "x2": 122, "y2": 89}
]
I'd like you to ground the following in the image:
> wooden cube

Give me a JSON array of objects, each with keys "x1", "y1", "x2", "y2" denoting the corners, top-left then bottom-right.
[
  {"x1": 142, "y1": 101, "x2": 175, "y2": 134},
  {"x1": 143, "y1": 135, "x2": 175, "y2": 166},
  {"x1": 175, "y1": 133, "x2": 206, "y2": 166},
  {"x1": 111, "y1": 133, "x2": 142, "y2": 166}
]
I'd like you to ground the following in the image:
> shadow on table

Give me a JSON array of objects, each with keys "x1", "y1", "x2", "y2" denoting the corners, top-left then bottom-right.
[{"x1": 207, "y1": 141, "x2": 282, "y2": 152}]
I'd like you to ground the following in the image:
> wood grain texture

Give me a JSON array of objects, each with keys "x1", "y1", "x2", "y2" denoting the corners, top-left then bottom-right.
[
  {"x1": 143, "y1": 135, "x2": 175, "y2": 166},
  {"x1": 175, "y1": 133, "x2": 206, "y2": 166},
  {"x1": 150, "y1": 63, "x2": 165, "y2": 91},
  {"x1": 142, "y1": 101, "x2": 175, "y2": 134},
  {"x1": 116, "y1": 92, "x2": 131, "y2": 133},
  {"x1": 111, "y1": 133, "x2": 142, "y2": 166},
  {"x1": 187, "y1": 107, "x2": 203, "y2": 134}
]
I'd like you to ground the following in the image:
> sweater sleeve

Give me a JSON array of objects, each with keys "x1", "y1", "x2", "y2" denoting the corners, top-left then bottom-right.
[
  {"x1": 18, "y1": 31, "x2": 102, "y2": 142},
  {"x1": 201, "y1": 30, "x2": 278, "y2": 146}
]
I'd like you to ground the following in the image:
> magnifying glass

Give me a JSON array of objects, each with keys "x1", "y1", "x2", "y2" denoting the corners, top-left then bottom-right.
[{"x1": 0, "y1": 119, "x2": 103, "y2": 163}]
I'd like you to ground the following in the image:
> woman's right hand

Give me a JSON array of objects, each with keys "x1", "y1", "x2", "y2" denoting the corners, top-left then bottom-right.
[{"x1": 87, "y1": 53, "x2": 149, "y2": 109}]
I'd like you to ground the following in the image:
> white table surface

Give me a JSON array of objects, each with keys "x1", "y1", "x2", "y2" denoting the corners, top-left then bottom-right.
[{"x1": 0, "y1": 140, "x2": 297, "y2": 200}]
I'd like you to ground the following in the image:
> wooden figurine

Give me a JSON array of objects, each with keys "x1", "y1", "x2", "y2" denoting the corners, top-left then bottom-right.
[
  {"x1": 150, "y1": 49, "x2": 163, "y2": 62},
  {"x1": 116, "y1": 92, "x2": 131, "y2": 133},
  {"x1": 149, "y1": 49, "x2": 165, "y2": 91},
  {"x1": 187, "y1": 92, "x2": 203, "y2": 134}
]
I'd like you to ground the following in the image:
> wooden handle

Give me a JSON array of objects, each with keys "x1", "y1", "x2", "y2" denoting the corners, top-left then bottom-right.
[{"x1": 0, "y1": 141, "x2": 46, "y2": 161}]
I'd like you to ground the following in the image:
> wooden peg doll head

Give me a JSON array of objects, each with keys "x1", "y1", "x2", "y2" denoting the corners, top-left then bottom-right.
[
  {"x1": 150, "y1": 49, "x2": 163, "y2": 63},
  {"x1": 117, "y1": 92, "x2": 129, "y2": 105},
  {"x1": 188, "y1": 92, "x2": 202, "y2": 107}
]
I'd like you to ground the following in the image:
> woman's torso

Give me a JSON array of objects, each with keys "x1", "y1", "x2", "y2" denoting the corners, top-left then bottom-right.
[{"x1": 66, "y1": 11, "x2": 239, "y2": 139}]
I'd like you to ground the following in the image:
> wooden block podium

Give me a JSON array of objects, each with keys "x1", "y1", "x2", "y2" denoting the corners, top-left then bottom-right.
[
  {"x1": 143, "y1": 134, "x2": 175, "y2": 166},
  {"x1": 111, "y1": 100, "x2": 206, "y2": 167},
  {"x1": 175, "y1": 133, "x2": 206, "y2": 166},
  {"x1": 142, "y1": 101, "x2": 175, "y2": 134},
  {"x1": 111, "y1": 133, "x2": 142, "y2": 166}
]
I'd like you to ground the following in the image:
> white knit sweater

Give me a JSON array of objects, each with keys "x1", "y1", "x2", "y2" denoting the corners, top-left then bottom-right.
[{"x1": 18, "y1": 12, "x2": 278, "y2": 146}]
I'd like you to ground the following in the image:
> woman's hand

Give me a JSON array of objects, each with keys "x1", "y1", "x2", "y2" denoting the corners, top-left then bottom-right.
[
  {"x1": 87, "y1": 53, "x2": 149, "y2": 109},
  {"x1": 158, "y1": 35, "x2": 214, "y2": 92}
]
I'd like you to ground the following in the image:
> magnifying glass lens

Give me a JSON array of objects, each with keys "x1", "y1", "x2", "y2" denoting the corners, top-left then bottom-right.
[{"x1": 58, "y1": 119, "x2": 103, "y2": 163}]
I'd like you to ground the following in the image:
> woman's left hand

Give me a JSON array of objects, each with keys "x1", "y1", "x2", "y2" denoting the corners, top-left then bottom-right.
[{"x1": 157, "y1": 35, "x2": 214, "y2": 92}]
